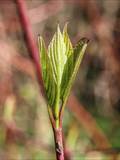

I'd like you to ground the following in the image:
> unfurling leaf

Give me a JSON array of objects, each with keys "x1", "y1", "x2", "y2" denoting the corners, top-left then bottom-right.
[
  {"x1": 38, "y1": 24, "x2": 89, "y2": 119},
  {"x1": 38, "y1": 36, "x2": 56, "y2": 107},
  {"x1": 61, "y1": 38, "x2": 89, "y2": 102}
]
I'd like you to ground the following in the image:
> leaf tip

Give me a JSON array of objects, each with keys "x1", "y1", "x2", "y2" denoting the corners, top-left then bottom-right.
[
  {"x1": 57, "y1": 24, "x2": 62, "y2": 33},
  {"x1": 63, "y1": 22, "x2": 69, "y2": 33},
  {"x1": 38, "y1": 35, "x2": 42, "y2": 42}
]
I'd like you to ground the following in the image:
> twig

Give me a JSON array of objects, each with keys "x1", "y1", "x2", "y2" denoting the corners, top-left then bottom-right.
[{"x1": 16, "y1": 0, "x2": 44, "y2": 95}]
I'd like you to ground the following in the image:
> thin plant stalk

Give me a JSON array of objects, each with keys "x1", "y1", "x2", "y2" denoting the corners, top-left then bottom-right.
[
  {"x1": 47, "y1": 106, "x2": 64, "y2": 160},
  {"x1": 53, "y1": 126, "x2": 64, "y2": 160}
]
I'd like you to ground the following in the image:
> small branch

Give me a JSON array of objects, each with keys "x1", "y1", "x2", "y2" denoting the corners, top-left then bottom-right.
[
  {"x1": 16, "y1": 0, "x2": 45, "y2": 96},
  {"x1": 53, "y1": 127, "x2": 64, "y2": 160}
]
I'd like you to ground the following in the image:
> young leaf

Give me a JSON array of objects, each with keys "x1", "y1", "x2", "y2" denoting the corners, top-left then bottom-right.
[
  {"x1": 48, "y1": 25, "x2": 67, "y2": 84},
  {"x1": 63, "y1": 23, "x2": 73, "y2": 57},
  {"x1": 61, "y1": 38, "x2": 89, "y2": 102},
  {"x1": 60, "y1": 24, "x2": 74, "y2": 98},
  {"x1": 38, "y1": 36, "x2": 56, "y2": 107},
  {"x1": 38, "y1": 24, "x2": 89, "y2": 121},
  {"x1": 47, "y1": 25, "x2": 67, "y2": 118}
]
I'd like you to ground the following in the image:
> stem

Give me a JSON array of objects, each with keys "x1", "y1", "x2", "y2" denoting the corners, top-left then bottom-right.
[
  {"x1": 53, "y1": 127, "x2": 64, "y2": 160},
  {"x1": 16, "y1": 0, "x2": 45, "y2": 96},
  {"x1": 48, "y1": 106, "x2": 64, "y2": 160}
]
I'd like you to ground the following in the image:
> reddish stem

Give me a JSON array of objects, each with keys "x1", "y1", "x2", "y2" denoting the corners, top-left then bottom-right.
[
  {"x1": 53, "y1": 127, "x2": 64, "y2": 160},
  {"x1": 16, "y1": 0, "x2": 44, "y2": 95}
]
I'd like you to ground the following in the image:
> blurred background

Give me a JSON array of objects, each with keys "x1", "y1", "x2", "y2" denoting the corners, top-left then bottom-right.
[{"x1": 0, "y1": 0, "x2": 120, "y2": 159}]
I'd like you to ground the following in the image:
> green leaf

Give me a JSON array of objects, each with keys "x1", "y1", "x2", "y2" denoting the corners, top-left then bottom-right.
[
  {"x1": 47, "y1": 25, "x2": 68, "y2": 118},
  {"x1": 61, "y1": 38, "x2": 89, "y2": 102},
  {"x1": 48, "y1": 25, "x2": 67, "y2": 84},
  {"x1": 38, "y1": 36, "x2": 56, "y2": 107},
  {"x1": 38, "y1": 24, "x2": 89, "y2": 123},
  {"x1": 63, "y1": 23, "x2": 73, "y2": 57},
  {"x1": 60, "y1": 24, "x2": 74, "y2": 98}
]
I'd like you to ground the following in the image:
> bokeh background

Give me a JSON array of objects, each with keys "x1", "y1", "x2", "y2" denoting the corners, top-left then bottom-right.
[{"x1": 0, "y1": 0, "x2": 120, "y2": 159}]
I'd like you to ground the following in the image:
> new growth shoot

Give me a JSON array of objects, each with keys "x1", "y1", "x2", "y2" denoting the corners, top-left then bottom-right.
[{"x1": 38, "y1": 24, "x2": 89, "y2": 160}]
